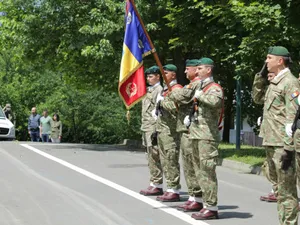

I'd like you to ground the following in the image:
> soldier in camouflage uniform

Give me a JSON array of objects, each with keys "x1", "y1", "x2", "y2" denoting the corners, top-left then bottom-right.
[
  {"x1": 182, "y1": 58, "x2": 224, "y2": 220},
  {"x1": 167, "y1": 59, "x2": 203, "y2": 212},
  {"x1": 253, "y1": 72, "x2": 278, "y2": 203},
  {"x1": 140, "y1": 66, "x2": 164, "y2": 196},
  {"x1": 253, "y1": 46, "x2": 299, "y2": 225},
  {"x1": 155, "y1": 64, "x2": 183, "y2": 202},
  {"x1": 286, "y1": 91, "x2": 300, "y2": 211}
]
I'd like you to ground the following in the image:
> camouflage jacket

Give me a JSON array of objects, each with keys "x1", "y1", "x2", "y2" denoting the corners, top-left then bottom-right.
[
  {"x1": 157, "y1": 80, "x2": 183, "y2": 134},
  {"x1": 189, "y1": 77, "x2": 223, "y2": 141},
  {"x1": 252, "y1": 74, "x2": 269, "y2": 105},
  {"x1": 255, "y1": 69, "x2": 300, "y2": 150},
  {"x1": 252, "y1": 74, "x2": 268, "y2": 138},
  {"x1": 140, "y1": 82, "x2": 163, "y2": 132},
  {"x1": 168, "y1": 77, "x2": 202, "y2": 133}
]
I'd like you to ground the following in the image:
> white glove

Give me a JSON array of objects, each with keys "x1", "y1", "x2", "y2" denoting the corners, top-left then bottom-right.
[
  {"x1": 285, "y1": 123, "x2": 293, "y2": 137},
  {"x1": 151, "y1": 109, "x2": 158, "y2": 120},
  {"x1": 193, "y1": 90, "x2": 203, "y2": 100},
  {"x1": 297, "y1": 95, "x2": 300, "y2": 105},
  {"x1": 257, "y1": 117, "x2": 262, "y2": 126},
  {"x1": 184, "y1": 116, "x2": 191, "y2": 127},
  {"x1": 156, "y1": 95, "x2": 164, "y2": 103}
]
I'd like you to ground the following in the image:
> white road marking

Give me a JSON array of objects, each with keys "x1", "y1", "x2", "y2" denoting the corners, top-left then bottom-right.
[{"x1": 21, "y1": 144, "x2": 210, "y2": 225}]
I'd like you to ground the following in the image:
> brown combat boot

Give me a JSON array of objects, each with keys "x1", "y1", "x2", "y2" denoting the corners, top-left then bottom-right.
[
  {"x1": 260, "y1": 193, "x2": 277, "y2": 202},
  {"x1": 156, "y1": 192, "x2": 180, "y2": 202},
  {"x1": 192, "y1": 208, "x2": 219, "y2": 220},
  {"x1": 182, "y1": 202, "x2": 203, "y2": 212},
  {"x1": 140, "y1": 186, "x2": 163, "y2": 196},
  {"x1": 176, "y1": 200, "x2": 193, "y2": 210}
]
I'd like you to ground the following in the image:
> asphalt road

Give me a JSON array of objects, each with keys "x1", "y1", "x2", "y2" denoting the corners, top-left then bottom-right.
[{"x1": 0, "y1": 142, "x2": 292, "y2": 225}]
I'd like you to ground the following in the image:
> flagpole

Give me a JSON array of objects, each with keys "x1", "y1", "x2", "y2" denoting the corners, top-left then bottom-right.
[{"x1": 129, "y1": 0, "x2": 172, "y2": 92}]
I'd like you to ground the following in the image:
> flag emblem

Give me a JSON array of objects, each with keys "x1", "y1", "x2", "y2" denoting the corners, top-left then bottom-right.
[{"x1": 291, "y1": 91, "x2": 299, "y2": 99}]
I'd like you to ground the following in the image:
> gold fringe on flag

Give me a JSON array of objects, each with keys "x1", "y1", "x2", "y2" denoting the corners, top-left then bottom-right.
[{"x1": 126, "y1": 110, "x2": 131, "y2": 124}]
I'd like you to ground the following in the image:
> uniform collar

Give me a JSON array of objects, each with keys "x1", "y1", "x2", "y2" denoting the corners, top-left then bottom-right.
[
  {"x1": 148, "y1": 81, "x2": 161, "y2": 92},
  {"x1": 152, "y1": 82, "x2": 160, "y2": 88},
  {"x1": 201, "y1": 76, "x2": 214, "y2": 88},
  {"x1": 163, "y1": 79, "x2": 178, "y2": 90},
  {"x1": 271, "y1": 68, "x2": 290, "y2": 84},
  {"x1": 191, "y1": 77, "x2": 201, "y2": 83}
]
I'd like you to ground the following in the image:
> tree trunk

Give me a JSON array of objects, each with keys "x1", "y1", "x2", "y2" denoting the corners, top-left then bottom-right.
[
  {"x1": 223, "y1": 87, "x2": 234, "y2": 142},
  {"x1": 172, "y1": 47, "x2": 189, "y2": 86}
]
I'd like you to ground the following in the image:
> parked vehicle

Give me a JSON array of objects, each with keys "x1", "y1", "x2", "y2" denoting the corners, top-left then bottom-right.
[{"x1": 0, "y1": 107, "x2": 15, "y2": 140}]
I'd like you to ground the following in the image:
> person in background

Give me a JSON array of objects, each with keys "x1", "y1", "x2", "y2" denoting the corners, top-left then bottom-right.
[
  {"x1": 3, "y1": 103, "x2": 16, "y2": 125},
  {"x1": 50, "y1": 113, "x2": 62, "y2": 143},
  {"x1": 28, "y1": 107, "x2": 41, "y2": 142},
  {"x1": 40, "y1": 109, "x2": 52, "y2": 142}
]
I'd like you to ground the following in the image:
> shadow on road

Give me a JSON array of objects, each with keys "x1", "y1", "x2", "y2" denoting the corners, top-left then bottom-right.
[
  {"x1": 107, "y1": 163, "x2": 148, "y2": 168},
  {"x1": 219, "y1": 211, "x2": 253, "y2": 219},
  {"x1": 218, "y1": 205, "x2": 239, "y2": 210}
]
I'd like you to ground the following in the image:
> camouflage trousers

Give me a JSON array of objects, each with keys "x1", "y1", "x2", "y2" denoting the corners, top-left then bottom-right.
[
  {"x1": 295, "y1": 153, "x2": 300, "y2": 195},
  {"x1": 262, "y1": 148, "x2": 278, "y2": 195},
  {"x1": 293, "y1": 129, "x2": 300, "y2": 191},
  {"x1": 265, "y1": 146, "x2": 298, "y2": 225},
  {"x1": 191, "y1": 139, "x2": 218, "y2": 209},
  {"x1": 157, "y1": 131, "x2": 181, "y2": 190},
  {"x1": 180, "y1": 132, "x2": 202, "y2": 197},
  {"x1": 142, "y1": 131, "x2": 163, "y2": 185}
]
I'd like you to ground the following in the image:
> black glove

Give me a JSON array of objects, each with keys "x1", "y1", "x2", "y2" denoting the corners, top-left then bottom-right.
[
  {"x1": 155, "y1": 101, "x2": 164, "y2": 116},
  {"x1": 281, "y1": 150, "x2": 294, "y2": 171},
  {"x1": 151, "y1": 132, "x2": 158, "y2": 146},
  {"x1": 258, "y1": 62, "x2": 268, "y2": 78}
]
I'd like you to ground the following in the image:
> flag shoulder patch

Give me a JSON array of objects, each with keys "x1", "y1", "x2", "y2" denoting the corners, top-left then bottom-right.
[{"x1": 291, "y1": 91, "x2": 299, "y2": 99}]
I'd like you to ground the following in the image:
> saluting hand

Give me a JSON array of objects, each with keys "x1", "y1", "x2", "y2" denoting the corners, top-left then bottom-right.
[{"x1": 258, "y1": 62, "x2": 268, "y2": 78}]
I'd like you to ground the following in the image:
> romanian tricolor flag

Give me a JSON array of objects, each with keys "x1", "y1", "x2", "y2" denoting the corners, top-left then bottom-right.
[{"x1": 119, "y1": 0, "x2": 154, "y2": 109}]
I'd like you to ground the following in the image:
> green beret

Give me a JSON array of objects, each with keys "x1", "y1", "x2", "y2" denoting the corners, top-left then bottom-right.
[
  {"x1": 163, "y1": 64, "x2": 177, "y2": 72},
  {"x1": 145, "y1": 66, "x2": 160, "y2": 75},
  {"x1": 186, "y1": 59, "x2": 201, "y2": 67},
  {"x1": 199, "y1": 57, "x2": 214, "y2": 66},
  {"x1": 268, "y1": 46, "x2": 290, "y2": 57}
]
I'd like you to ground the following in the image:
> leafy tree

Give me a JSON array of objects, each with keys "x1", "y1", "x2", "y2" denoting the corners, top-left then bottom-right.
[{"x1": 1, "y1": 0, "x2": 300, "y2": 144}]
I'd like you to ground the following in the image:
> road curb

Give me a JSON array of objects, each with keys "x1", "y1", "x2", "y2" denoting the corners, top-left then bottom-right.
[
  {"x1": 217, "y1": 158, "x2": 263, "y2": 176},
  {"x1": 121, "y1": 139, "x2": 264, "y2": 176}
]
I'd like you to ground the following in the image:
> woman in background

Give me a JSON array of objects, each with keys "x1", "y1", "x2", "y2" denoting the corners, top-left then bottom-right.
[{"x1": 51, "y1": 113, "x2": 62, "y2": 143}]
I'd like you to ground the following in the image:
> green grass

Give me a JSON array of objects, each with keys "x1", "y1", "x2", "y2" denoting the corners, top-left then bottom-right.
[{"x1": 218, "y1": 143, "x2": 265, "y2": 167}]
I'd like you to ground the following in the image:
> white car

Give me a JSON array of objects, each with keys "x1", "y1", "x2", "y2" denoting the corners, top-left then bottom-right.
[{"x1": 0, "y1": 107, "x2": 15, "y2": 140}]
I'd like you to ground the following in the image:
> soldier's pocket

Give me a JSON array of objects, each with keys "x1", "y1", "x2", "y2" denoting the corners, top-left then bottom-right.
[
  {"x1": 164, "y1": 142, "x2": 179, "y2": 160},
  {"x1": 266, "y1": 88, "x2": 282, "y2": 110},
  {"x1": 199, "y1": 140, "x2": 219, "y2": 160},
  {"x1": 201, "y1": 157, "x2": 218, "y2": 172}
]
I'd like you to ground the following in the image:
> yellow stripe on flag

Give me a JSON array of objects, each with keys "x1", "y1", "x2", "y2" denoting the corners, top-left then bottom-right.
[{"x1": 120, "y1": 44, "x2": 140, "y2": 81}]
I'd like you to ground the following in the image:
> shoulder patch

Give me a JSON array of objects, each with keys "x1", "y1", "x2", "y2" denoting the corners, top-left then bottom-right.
[
  {"x1": 186, "y1": 84, "x2": 192, "y2": 89},
  {"x1": 291, "y1": 91, "x2": 299, "y2": 99}
]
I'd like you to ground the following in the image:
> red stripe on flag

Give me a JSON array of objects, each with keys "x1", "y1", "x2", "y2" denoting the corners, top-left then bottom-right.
[
  {"x1": 126, "y1": 0, "x2": 130, "y2": 15},
  {"x1": 119, "y1": 66, "x2": 146, "y2": 108}
]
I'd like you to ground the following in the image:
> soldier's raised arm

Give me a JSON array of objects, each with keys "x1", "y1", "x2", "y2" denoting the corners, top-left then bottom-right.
[{"x1": 194, "y1": 85, "x2": 223, "y2": 108}]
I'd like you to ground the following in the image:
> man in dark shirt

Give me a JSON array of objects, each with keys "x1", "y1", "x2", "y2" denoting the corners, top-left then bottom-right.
[{"x1": 28, "y1": 107, "x2": 41, "y2": 142}]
